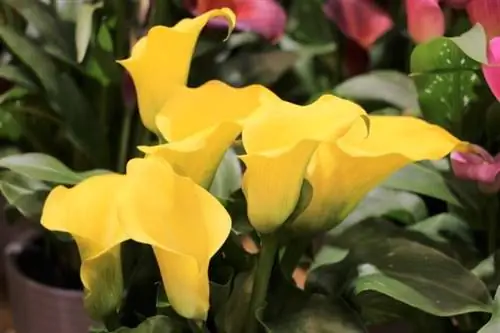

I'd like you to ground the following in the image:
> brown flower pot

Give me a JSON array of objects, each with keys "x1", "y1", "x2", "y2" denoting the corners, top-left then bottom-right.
[{"x1": 4, "y1": 230, "x2": 94, "y2": 333}]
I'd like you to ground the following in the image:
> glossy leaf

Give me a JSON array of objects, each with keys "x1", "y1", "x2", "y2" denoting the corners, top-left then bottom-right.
[
  {"x1": 382, "y1": 162, "x2": 462, "y2": 207},
  {"x1": 4, "y1": 0, "x2": 73, "y2": 58},
  {"x1": 478, "y1": 287, "x2": 500, "y2": 333},
  {"x1": 265, "y1": 294, "x2": 366, "y2": 333},
  {"x1": 0, "y1": 171, "x2": 50, "y2": 217},
  {"x1": 75, "y1": 2, "x2": 103, "y2": 63},
  {"x1": 0, "y1": 26, "x2": 107, "y2": 164},
  {"x1": 0, "y1": 153, "x2": 110, "y2": 185},
  {"x1": 351, "y1": 238, "x2": 493, "y2": 316},
  {"x1": 410, "y1": 37, "x2": 481, "y2": 131},
  {"x1": 407, "y1": 213, "x2": 473, "y2": 245},
  {"x1": 108, "y1": 316, "x2": 181, "y2": 333},
  {"x1": 449, "y1": 23, "x2": 488, "y2": 65},
  {"x1": 210, "y1": 148, "x2": 242, "y2": 202},
  {"x1": 334, "y1": 187, "x2": 428, "y2": 234},
  {"x1": 334, "y1": 71, "x2": 419, "y2": 111},
  {"x1": 0, "y1": 65, "x2": 38, "y2": 91}
]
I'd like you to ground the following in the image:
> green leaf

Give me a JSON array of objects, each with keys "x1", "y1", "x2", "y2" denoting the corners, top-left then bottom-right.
[
  {"x1": 0, "y1": 171, "x2": 50, "y2": 217},
  {"x1": 449, "y1": 23, "x2": 488, "y2": 65},
  {"x1": 309, "y1": 246, "x2": 349, "y2": 271},
  {"x1": 265, "y1": 294, "x2": 366, "y2": 333},
  {"x1": 382, "y1": 162, "x2": 462, "y2": 207},
  {"x1": 410, "y1": 37, "x2": 481, "y2": 131},
  {"x1": 0, "y1": 87, "x2": 31, "y2": 105},
  {"x1": 287, "y1": 0, "x2": 334, "y2": 45},
  {"x1": 0, "y1": 109, "x2": 23, "y2": 140},
  {"x1": 351, "y1": 238, "x2": 493, "y2": 316},
  {"x1": 334, "y1": 71, "x2": 419, "y2": 111},
  {"x1": 108, "y1": 316, "x2": 182, "y2": 333},
  {"x1": 0, "y1": 65, "x2": 38, "y2": 91},
  {"x1": 75, "y1": 2, "x2": 103, "y2": 63},
  {"x1": 479, "y1": 287, "x2": 500, "y2": 333},
  {"x1": 0, "y1": 25, "x2": 108, "y2": 165},
  {"x1": 210, "y1": 148, "x2": 242, "y2": 202},
  {"x1": 407, "y1": 213, "x2": 473, "y2": 244},
  {"x1": 4, "y1": 0, "x2": 73, "y2": 58},
  {"x1": 335, "y1": 187, "x2": 428, "y2": 234},
  {"x1": 0, "y1": 153, "x2": 110, "y2": 185}
]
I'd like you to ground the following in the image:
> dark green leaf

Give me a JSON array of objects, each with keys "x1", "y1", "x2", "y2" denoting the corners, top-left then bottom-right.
[
  {"x1": 75, "y1": 2, "x2": 104, "y2": 63},
  {"x1": 382, "y1": 162, "x2": 462, "y2": 207},
  {"x1": 0, "y1": 65, "x2": 38, "y2": 91},
  {"x1": 351, "y1": 238, "x2": 492, "y2": 316},
  {"x1": 334, "y1": 187, "x2": 428, "y2": 234},
  {"x1": 0, "y1": 153, "x2": 110, "y2": 185},
  {"x1": 108, "y1": 316, "x2": 182, "y2": 333},
  {"x1": 407, "y1": 213, "x2": 473, "y2": 245},
  {"x1": 0, "y1": 171, "x2": 50, "y2": 217},
  {"x1": 0, "y1": 26, "x2": 108, "y2": 165},
  {"x1": 287, "y1": 0, "x2": 334, "y2": 44},
  {"x1": 0, "y1": 109, "x2": 23, "y2": 140},
  {"x1": 0, "y1": 87, "x2": 31, "y2": 105},
  {"x1": 4, "y1": 0, "x2": 73, "y2": 58},
  {"x1": 309, "y1": 246, "x2": 349, "y2": 271},
  {"x1": 478, "y1": 287, "x2": 500, "y2": 333},
  {"x1": 410, "y1": 37, "x2": 481, "y2": 131},
  {"x1": 265, "y1": 294, "x2": 366, "y2": 333},
  {"x1": 334, "y1": 71, "x2": 419, "y2": 111}
]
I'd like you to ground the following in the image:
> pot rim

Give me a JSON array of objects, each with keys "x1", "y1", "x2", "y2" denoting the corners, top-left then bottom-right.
[{"x1": 4, "y1": 228, "x2": 84, "y2": 298}]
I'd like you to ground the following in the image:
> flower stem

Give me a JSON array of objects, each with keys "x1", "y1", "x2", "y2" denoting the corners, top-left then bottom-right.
[
  {"x1": 280, "y1": 238, "x2": 309, "y2": 279},
  {"x1": 245, "y1": 234, "x2": 279, "y2": 333},
  {"x1": 117, "y1": 107, "x2": 134, "y2": 173},
  {"x1": 487, "y1": 195, "x2": 499, "y2": 253}
]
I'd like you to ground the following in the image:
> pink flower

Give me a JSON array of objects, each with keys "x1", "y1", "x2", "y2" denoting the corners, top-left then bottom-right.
[
  {"x1": 323, "y1": 0, "x2": 393, "y2": 49},
  {"x1": 467, "y1": 0, "x2": 500, "y2": 38},
  {"x1": 405, "y1": 0, "x2": 445, "y2": 43},
  {"x1": 451, "y1": 144, "x2": 500, "y2": 193},
  {"x1": 482, "y1": 37, "x2": 500, "y2": 100},
  {"x1": 184, "y1": 0, "x2": 286, "y2": 42}
]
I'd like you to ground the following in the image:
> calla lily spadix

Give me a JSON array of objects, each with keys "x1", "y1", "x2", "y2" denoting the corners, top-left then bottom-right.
[
  {"x1": 240, "y1": 94, "x2": 470, "y2": 235},
  {"x1": 117, "y1": 8, "x2": 236, "y2": 132},
  {"x1": 41, "y1": 157, "x2": 231, "y2": 320}
]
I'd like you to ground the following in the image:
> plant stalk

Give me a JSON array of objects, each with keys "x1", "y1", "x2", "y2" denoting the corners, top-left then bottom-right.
[
  {"x1": 245, "y1": 234, "x2": 279, "y2": 333},
  {"x1": 280, "y1": 238, "x2": 309, "y2": 279},
  {"x1": 117, "y1": 107, "x2": 134, "y2": 173}
]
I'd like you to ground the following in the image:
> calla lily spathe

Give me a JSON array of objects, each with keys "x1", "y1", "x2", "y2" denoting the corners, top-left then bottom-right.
[
  {"x1": 241, "y1": 95, "x2": 469, "y2": 234},
  {"x1": 41, "y1": 157, "x2": 231, "y2": 320},
  {"x1": 118, "y1": 8, "x2": 236, "y2": 132},
  {"x1": 139, "y1": 80, "x2": 277, "y2": 188}
]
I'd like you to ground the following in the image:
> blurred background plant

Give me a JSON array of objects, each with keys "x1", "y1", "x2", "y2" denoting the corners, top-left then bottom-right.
[{"x1": 3, "y1": 0, "x2": 500, "y2": 333}]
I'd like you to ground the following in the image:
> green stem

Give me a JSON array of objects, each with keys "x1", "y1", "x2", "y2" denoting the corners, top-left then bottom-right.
[
  {"x1": 112, "y1": 0, "x2": 128, "y2": 59},
  {"x1": 117, "y1": 108, "x2": 133, "y2": 173},
  {"x1": 280, "y1": 238, "x2": 309, "y2": 279},
  {"x1": 188, "y1": 320, "x2": 207, "y2": 333},
  {"x1": 487, "y1": 196, "x2": 499, "y2": 254},
  {"x1": 245, "y1": 234, "x2": 279, "y2": 333},
  {"x1": 148, "y1": 0, "x2": 172, "y2": 27}
]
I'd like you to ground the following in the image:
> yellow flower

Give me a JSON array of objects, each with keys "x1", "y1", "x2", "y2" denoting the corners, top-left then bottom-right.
[
  {"x1": 41, "y1": 157, "x2": 231, "y2": 320},
  {"x1": 140, "y1": 80, "x2": 277, "y2": 188},
  {"x1": 118, "y1": 9, "x2": 236, "y2": 132},
  {"x1": 240, "y1": 95, "x2": 468, "y2": 234}
]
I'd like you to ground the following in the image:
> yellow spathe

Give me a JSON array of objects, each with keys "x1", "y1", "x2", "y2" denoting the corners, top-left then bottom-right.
[
  {"x1": 240, "y1": 95, "x2": 468, "y2": 234},
  {"x1": 41, "y1": 158, "x2": 231, "y2": 320},
  {"x1": 118, "y1": 9, "x2": 236, "y2": 132}
]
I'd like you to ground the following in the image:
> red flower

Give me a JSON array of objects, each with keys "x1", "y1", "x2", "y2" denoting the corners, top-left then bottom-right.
[{"x1": 185, "y1": 0, "x2": 286, "y2": 42}]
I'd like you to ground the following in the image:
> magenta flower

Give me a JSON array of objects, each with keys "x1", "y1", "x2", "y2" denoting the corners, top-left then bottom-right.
[
  {"x1": 405, "y1": 0, "x2": 445, "y2": 43},
  {"x1": 482, "y1": 37, "x2": 500, "y2": 100},
  {"x1": 451, "y1": 145, "x2": 500, "y2": 193},
  {"x1": 184, "y1": 0, "x2": 287, "y2": 42},
  {"x1": 323, "y1": 0, "x2": 393, "y2": 49},
  {"x1": 467, "y1": 0, "x2": 500, "y2": 38}
]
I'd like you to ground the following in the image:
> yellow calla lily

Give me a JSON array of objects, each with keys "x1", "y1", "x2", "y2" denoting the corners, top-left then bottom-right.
[
  {"x1": 240, "y1": 95, "x2": 368, "y2": 234},
  {"x1": 240, "y1": 95, "x2": 468, "y2": 235},
  {"x1": 290, "y1": 115, "x2": 468, "y2": 232},
  {"x1": 118, "y1": 9, "x2": 236, "y2": 132},
  {"x1": 41, "y1": 158, "x2": 231, "y2": 320},
  {"x1": 41, "y1": 174, "x2": 127, "y2": 319},
  {"x1": 140, "y1": 81, "x2": 277, "y2": 188}
]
